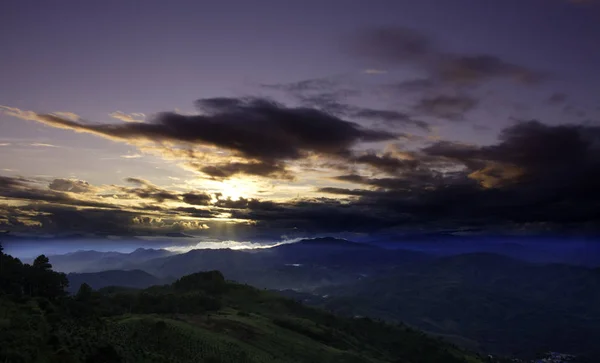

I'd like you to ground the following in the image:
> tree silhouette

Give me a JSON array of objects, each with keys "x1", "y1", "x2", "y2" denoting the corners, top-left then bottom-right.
[
  {"x1": 76, "y1": 283, "x2": 93, "y2": 302},
  {"x1": 33, "y1": 254, "x2": 52, "y2": 270}
]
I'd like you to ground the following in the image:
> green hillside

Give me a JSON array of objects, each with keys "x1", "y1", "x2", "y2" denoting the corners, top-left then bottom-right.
[{"x1": 0, "y1": 247, "x2": 486, "y2": 363}]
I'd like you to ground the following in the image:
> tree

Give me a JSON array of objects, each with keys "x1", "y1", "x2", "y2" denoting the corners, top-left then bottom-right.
[
  {"x1": 76, "y1": 283, "x2": 93, "y2": 302},
  {"x1": 24, "y1": 255, "x2": 67, "y2": 299},
  {"x1": 33, "y1": 255, "x2": 52, "y2": 270},
  {"x1": 0, "y1": 252, "x2": 25, "y2": 295}
]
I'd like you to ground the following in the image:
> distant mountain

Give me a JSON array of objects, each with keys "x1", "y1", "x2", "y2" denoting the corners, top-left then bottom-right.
[
  {"x1": 288, "y1": 237, "x2": 376, "y2": 248},
  {"x1": 312, "y1": 253, "x2": 600, "y2": 358},
  {"x1": 125, "y1": 238, "x2": 431, "y2": 290},
  {"x1": 46, "y1": 248, "x2": 175, "y2": 273},
  {"x1": 67, "y1": 269, "x2": 165, "y2": 293},
  {"x1": 264, "y1": 237, "x2": 381, "y2": 264},
  {"x1": 25, "y1": 238, "x2": 600, "y2": 358},
  {"x1": 164, "y1": 232, "x2": 195, "y2": 238}
]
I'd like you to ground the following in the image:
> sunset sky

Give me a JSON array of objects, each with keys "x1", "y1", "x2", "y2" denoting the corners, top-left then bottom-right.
[{"x1": 1, "y1": 0, "x2": 600, "y2": 243}]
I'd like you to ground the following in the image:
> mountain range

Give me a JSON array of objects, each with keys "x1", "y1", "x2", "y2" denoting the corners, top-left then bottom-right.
[{"x1": 39, "y1": 237, "x2": 600, "y2": 359}]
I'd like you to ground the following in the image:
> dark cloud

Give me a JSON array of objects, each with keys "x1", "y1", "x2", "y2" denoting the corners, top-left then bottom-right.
[
  {"x1": 349, "y1": 108, "x2": 431, "y2": 131},
  {"x1": 48, "y1": 178, "x2": 92, "y2": 193},
  {"x1": 228, "y1": 197, "x2": 400, "y2": 233},
  {"x1": 350, "y1": 27, "x2": 546, "y2": 87},
  {"x1": 0, "y1": 175, "x2": 32, "y2": 189},
  {"x1": 436, "y1": 55, "x2": 546, "y2": 85},
  {"x1": 310, "y1": 121, "x2": 600, "y2": 231},
  {"x1": 0, "y1": 175, "x2": 220, "y2": 235},
  {"x1": 181, "y1": 192, "x2": 212, "y2": 206},
  {"x1": 4, "y1": 106, "x2": 600, "y2": 235},
  {"x1": 263, "y1": 79, "x2": 430, "y2": 131},
  {"x1": 199, "y1": 161, "x2": 290, "y2": 179},
  {"x1": 414, "y1": 95, "x2": 478, "y2": 120},
  {"x1": 12, "y1": 98, "x2": 396, "y2": 171},
  {"x1": 125, "y1": 177, "x2": 152, "y2": 186},
  {"x1": 317, "y1": 187, "x2": 378, "y2": 197},
  {"x1": 118, "y1": 179, "x2": 180, "y2": 203},
  {"x1": 0, "y1": 176, "x2": 116, "y2": 209},
  {"x1": 352, "y1": 153, "x2": 420, "y2": 174},
  {"x1": 261, "y1": 78, "x2": 340, "y2": 94}
]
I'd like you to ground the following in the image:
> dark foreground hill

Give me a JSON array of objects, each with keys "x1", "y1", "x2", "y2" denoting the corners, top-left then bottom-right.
[
  {"x1": 309, "y1": 253, "x2": 600, "y2": 358},
  {"x1": 66, "y1": 269, "x2": 168, "y2": 294},
  {"x1": 0, "y1": 247, "x2": 486, "y2": 363}
]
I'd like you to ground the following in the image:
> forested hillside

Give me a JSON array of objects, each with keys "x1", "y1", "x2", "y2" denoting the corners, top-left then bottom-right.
[{"x1": 0, "y1": 244, "x2": 486, "y2": 363}]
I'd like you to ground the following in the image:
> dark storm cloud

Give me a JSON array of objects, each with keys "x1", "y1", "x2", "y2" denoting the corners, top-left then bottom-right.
[
  {"x1": 116, "y1": 178, "x2": 180, "y2": 203},
  {"x1": 228, "y1": 197, "x2": 400, "y2": 233},
  {"x1": 413, "y1": 95, "x2": 478, "y2": 120},
  {"x1": 317, "y1": 187, "x2": 378, "y2": 197},
  {"x1": 352, "y1": 153, "x2": 420, "y2": 174},
  {"x1": 350, "y1": 27, "x2": 546, "y2": 87},
  {"x1": 0, "y1": 175, "x2": 32, "y2": 189},
  {"x1": 416, "y1": 121, "x2": 600, "y2": 222},
  {"x1": 199, "y1": 161, "x2": 290, "y2": 179},
  {"x1": 263, "y1": 79, "x2": 431, "y2": 131},
  {"x1": 181, "y1": 192, "x2": 212, "y2": 206},
  {"x1": 4, "y1": 116, "x2": 600, "y2": 235},
  {"x1": 10, "y1": 98, "x2": 395, "y2": 166},
  {"x1": 423, "y1": 120, "x2": 600, "y2": 176},
  {"x1": 296, "y1": 120, "x2": 600, "y2": 231}
]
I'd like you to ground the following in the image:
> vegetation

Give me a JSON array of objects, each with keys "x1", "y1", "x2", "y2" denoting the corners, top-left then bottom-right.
[
  {"x1": 0, "y1": 242, "x2": 485, "y2": 363},
  {"x1": 310, "y1": 253, "x2": 600, "y2": 359}
]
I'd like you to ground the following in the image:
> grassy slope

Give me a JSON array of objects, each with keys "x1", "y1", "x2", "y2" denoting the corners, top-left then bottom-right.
[{"x1": 1, "y1": 278, "x2": 485, "y2": 363}]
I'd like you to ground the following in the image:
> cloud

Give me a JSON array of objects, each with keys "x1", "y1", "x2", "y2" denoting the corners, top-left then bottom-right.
[
  {"x1": 349, "y1": 108, "x2": 431, "y2": 131},
  {"x1": 5, "y1": 99, "x2": 394, "y2": 162},
  {"x1": 349, "y1": 27, "x2": 546, "y2": 87},
  {"x1": 30, "y1": 143, "x2": 59, "y2": 148},
  {"x1": 2, "y1": 116, "x2": 600, "y2": 237},
  {"x1": 199, "y1": 161, "x2": 291, "y2": 179},
  {"x1": 317, "y1": 187, "x2": 377, "y2": 197},
  {"x1": 0, "y1": 174, "x2": 225, "y2": 235},
  {"x1": 109, "y1": 111, "x2": 145, "y2": 123},
  {"x1": 49, "y1": 178, "x2": 94, "y2": 193},
  {"x1": 181, "y1": 192, "x2": 212, "y2": 206},
  {"x1": 436, "y1": 55, "x2": 546, "y2": 85},
  {"x1": 263, "y1": 77, "x2": 430, "y2": 131},
  {"x1": 352, "y1": 152, "x2": 420, "y2": 174},
  {"x1": 120, "y1": 154, "x2": 143, "y2": 159},
  {"x1": 413, "y1": 95, "x2": 478, "y2": 120}
]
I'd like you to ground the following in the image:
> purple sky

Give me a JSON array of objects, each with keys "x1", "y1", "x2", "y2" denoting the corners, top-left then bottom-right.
[{"x1": 1, "y1": 0, "x2": 600, "y2": 242}]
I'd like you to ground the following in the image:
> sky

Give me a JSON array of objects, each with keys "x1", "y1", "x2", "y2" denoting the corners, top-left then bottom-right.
[{"x1": 1, "y1": 0, "x2": 600, "y2": 244}]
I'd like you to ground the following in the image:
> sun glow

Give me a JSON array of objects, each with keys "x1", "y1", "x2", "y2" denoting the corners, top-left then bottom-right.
[{"x1": 213, "y1": 178, "x2": 258, "y2": 201}]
